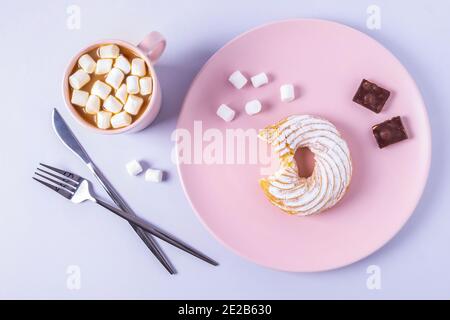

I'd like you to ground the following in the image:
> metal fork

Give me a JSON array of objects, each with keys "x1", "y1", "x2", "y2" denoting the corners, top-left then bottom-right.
[{"x1": 33, "y1": 163, "x2": 218, "y2": 268}]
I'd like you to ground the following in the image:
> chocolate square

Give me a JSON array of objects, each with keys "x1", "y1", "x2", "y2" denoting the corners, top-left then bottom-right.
[
  {"x1": 372, "y1": 116, "x2": 408, "y2": 148},
  {"x1": 353, "y1": 79, "x2": 390, "y2": 113}
]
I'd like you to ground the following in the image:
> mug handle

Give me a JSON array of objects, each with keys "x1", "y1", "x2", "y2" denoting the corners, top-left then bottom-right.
[{"x1": 137, "y1": 31, "x2": 166, "y2": 63}]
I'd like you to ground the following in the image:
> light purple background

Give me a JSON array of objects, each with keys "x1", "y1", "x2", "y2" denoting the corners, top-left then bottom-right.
[{"x1": 0, "y1": 0, "x2": 448, "y2": 299}]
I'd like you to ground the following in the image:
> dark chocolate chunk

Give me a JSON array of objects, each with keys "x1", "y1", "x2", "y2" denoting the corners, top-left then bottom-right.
[
  {"x1": 372, "y1": 116, "x2": 408, "y2": 148},
  {"x1": 353, "y1": 79, "x2": 390, "y2": 113}
]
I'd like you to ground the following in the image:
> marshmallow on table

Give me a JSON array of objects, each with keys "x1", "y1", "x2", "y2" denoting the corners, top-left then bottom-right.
[
  {"x1": 145, "y1": 168, "x2": 163, "y2": 183},
  {"x1": 251, "y1": 72, "x2": 269, "y2": 88},
  {"x1": 126, "y1": 75, "x2": 140, "y2": 94},
  {"x1": 126, "y1": 160, "x2": 143, "y2": 176},
  {"x1": 124, "y1": 95, "x2": 144, "y2": 115},
  {"x1": 96, "y1": 111, "x2": 112, "y2": 129},
  {"x1": 98, "y1": 44, "x2": 120, "y2": 58},
  {"x1": 131, "y1": 58, "x2": 146, "y2": 76},
  {"x1": 103, "y1": 95, "x2": 123, "y2": 113},
  {"x1": 105, "y1": 67, "x2": 124, "y2": 89},
  {"x1": 114, "y1": 55, "x2": 131, "y2": 74},
  {"x1": 139, "y1": 77, "x2": 153, "y2": 95},
  {"x1": 228, "y1": 71, "x2": 247, "y2": 89},
  {"x1": 85, "y1": 95, "x2": 101, "y2": 114},
  {"x1": 71, "y1": 89, "x2": 89, "y2": 107},
  {"x1": 91, "y1": 80, "x2": 112, "y2": 100},
  {"x1": 111, "y1": 111, "x2": 132, "y2": 128},
  {"x1": 78, "y1": 54, "x2": 96, "y2": 74},
  {"x1": 69, "y1": 69, "x2": 90, "y2": 90},
  {"x1": 95, "y1": 59, "x2": 113, "y2": 75},
  {"x1": 216, "y1": 104, "x2": 235, "y2": 122},
  {"x1": 280, "y1": 84, "x2": 295, "y2": 102},
  {"x1": 115, "y1": 84, "x2": 128, "y2": 104},
  {"x1": 245, "y1": 99, "x2": 262, "y2": 115}
]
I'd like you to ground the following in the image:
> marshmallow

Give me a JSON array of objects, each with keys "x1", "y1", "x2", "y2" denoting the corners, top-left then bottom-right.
[
  {"x1": 71, "y1": 89, "x2": 89, "y2": 107},
  {"x1": 251, "y1": 72, "x2": 268, "y2": 88},
  {"x1": 124, "y1": 95, "x2": 144, "y2": 115},
  {"x1": 115, "y1": 84, "x2": 128, "y2": 104},
  {"x1": 95, "y1": 59, "x2": 113, "y2": 75},
  {"x1": 126, "y1": 76, "x2": 140, "y2": 94},
  {"x1": 78, "y1": 54, "x2": 96, "y2": 74},
  {"x1": 103, "y1": 95, "x2": 123, "y2": 113},
  {"x1": 96, "y1": 111, "x2": 112, "y2": 129},
  {"x1": 216, "y1": 104, "x2": 235, "y2": 122},
  {"x1": 139, "y1": 77, "x2": 153, "y2": 95},
  {"x1": 69, "y1": 69, "x2": 90, "y2": 90},
  {"x1": 228, "y1": 71, "x2": 247, "y2": 89},
  {"x1": 98, "y1": 44, "x2": 120, "y2": 58},
  {"x1": 126, "y1": 160, "x2": 143, "y2": 176},
  {"x1": 145, "y1": 168, "x2": 163, "y2": 183},
  {"x1": 110, "y1": 111, "x2": 132, "y2": 128},
  {"x1": 245, "y1": 99, "x2": 262, "y2": 115},
  {"x1": 280, "y1": 84, "x2": 295, "y2": 102},
  {"x1": 131, "y1": 58, "x2": 146, "y2": 76},
  {"x1": 91, "y1": 80, "x2": 112, "y2": 100},
  {"x1": 85, "y1": 95, "x2": 101, "y2": 114},
  {"x1": 105, "y1": 67, "x2": 124, "y2": 90},
  {"x1": 114, "y1": 55, "x2": 131, "y2": 74}
]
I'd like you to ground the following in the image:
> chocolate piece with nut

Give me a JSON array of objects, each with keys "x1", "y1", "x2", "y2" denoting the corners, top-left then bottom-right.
[
  {"x1": 372, "y1": 116, "x2": 408, "y2": 148},
  {"x1": 353, "y1": 79, "x2": 390, "y2": 113}
]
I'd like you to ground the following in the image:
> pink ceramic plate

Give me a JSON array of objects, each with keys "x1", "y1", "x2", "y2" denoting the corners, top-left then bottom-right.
[{"x1": 176, "y1": 19, "x2": 431, "y2": 272}]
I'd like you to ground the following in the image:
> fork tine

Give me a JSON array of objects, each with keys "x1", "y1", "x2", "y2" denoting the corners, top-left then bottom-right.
[
  {"x1": 34, "y1": 172, "x2": 77, "y2": 191},
  {"x1": 36, "y1": 167, "x2": 79, "y2": 187},
  {"x1": 32, "y1": 177, "x2": 73, "y2": 199},
  {"x1": 39, "y1": 163, "x2": 81, "y2": 182}
]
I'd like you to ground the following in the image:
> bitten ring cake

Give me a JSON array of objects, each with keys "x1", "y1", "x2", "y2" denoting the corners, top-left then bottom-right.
[{"x1": 259, "y1": 115, "x2": 352, "y2": 216}]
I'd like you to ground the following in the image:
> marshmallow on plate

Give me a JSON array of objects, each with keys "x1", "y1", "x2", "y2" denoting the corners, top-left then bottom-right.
[
  {"x1": 251, "y1": 72, "x2": 268, "y2": 88},
  {"x1": 216, "y1": 104, "x2": 235, "y2": 122},
  {"x1": 111, "y1": 111, "x2": 132, "y2": 128},
  {"x1": 91, "y1": 80, "x2": 112, "y2": 100},
  {"x1": 71, "y1": 89, "x2": 89, "y2": 107},
  {"x1": 103, "y1": 95, "x2": 123, "y2": 113},
  {"x1": 98, "y1": 44, "x2": 120, "y2": 58},
  {"x1": 78, "y1": 54, "x2": 96, "y2": 74},
  {"x1": 96, "y1": 111, "x2": 112, "y2": 129},
  {"x1": 114, "y1": 55, "x2": 131, "y2": 74},
  {"x1": 280, "y1": 84, "x2": 295, "y2": 102},
  {"x1": 124, "y1": 95, "x2": 144, "y2": 115},
  {"x1": 131, "y1": 58, "x2": 146, "y2": 76},
  {"x1": 126, "y1": 160, "x2": 143, "y2": 176},
  {"x1": 145, "y1": 168, "x2": 163, "y2": 183},
  {"x1": 69, "y1": 69, "x2": 90, "y2": 90},
  {"x1": 85, "y1": 95, "x2": 101, "y2": 114},
  {"x1": 228, "y1": 71, "x2": 247, "y2": 89},
  {"x1": 139, "y1": 77, "x2": 153, "y2": 95},
  {"x1": 245, "y1": 99, "x2": 262, "y2": 115},
  {"x1": 115, "y1": 84, "x2": 128, "y2": 104},
  {"x1": 126, "y1": 76, "x2": 140, "y2": 94},
  {"x1": 105, "y1": 67, "x2": 124, "y2": 90},
  {"x1": 95, "y1": 59, "x2": 113, "y2": 75}
]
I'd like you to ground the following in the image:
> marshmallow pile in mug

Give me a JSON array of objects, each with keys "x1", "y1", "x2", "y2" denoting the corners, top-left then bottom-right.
[{"x1": 68, "y1": 44, "x2": 153, "y2": 130}]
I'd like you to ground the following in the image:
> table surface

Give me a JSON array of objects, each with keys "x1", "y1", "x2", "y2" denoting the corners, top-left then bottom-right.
[{"x1": 0, "y1": 0, "x2": 448, "y2": 299}]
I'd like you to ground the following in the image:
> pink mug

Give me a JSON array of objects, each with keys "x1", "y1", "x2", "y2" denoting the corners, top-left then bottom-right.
[{"x1": 62, "y1": 31, "x2": 166, "y2": 134}]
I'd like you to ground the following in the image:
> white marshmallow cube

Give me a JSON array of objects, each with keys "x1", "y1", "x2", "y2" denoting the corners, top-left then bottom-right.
[
  {"x1": 115, "y1": 84, "x2": 128, "y2": 104},
  {"x1": 69, "y1": 69, "x2": 90, "y2": 90},
  {"x1": 91, "y1": 80, "x2": 112, "y2": 100},
  {"x1": 131, "y1": 58, "x2": 146, "y2": 76},
  {"x1": 96, "y1": 111, "x2": 112, "y2": 129},
  {"x1": 124, "y1": 95, "x2": 144, "y2": 115},
  {"x1": 126, "y1": 160, "x2": 143, "y2": 176},
  {"x1": 228, "y1": 71, "x2": 247, "y2": 89},
  {"x1": 98, "y1": 44, "x2": 120, "y2": 58},
  {"x1": 114, "y1": 55, "x2": 131, "y2": 74},
  {"x1": 85, "y1": 95, "x2": 101, "y2": 114},
  {"x1": 105, "y1": 67, "x2": 124, "y2": 90},
  {"x1": 71, "y1": 89, "x2": 89, "y2": 107},
  {"x1": 145, "y1": 168, "x2": 163, "y2": 183},
  {"x1": 95, "y1": 59, "x2": 113, "y2": 75},
  {"x1": 245, "y1": 99, "x2": 262, "y2": 115},
  {"x1": 78, "y1": 54, "x2": 96, "y2": 74},
  {"x1": 126, "y1": 76, "x2": 140, "y2": 94},
  {"x1": 139, "y1": 77, "x2": 153, "y2": 95},
  {"x1": 216, "y1": 104, "x2": 235, "y2": 122},
  {"x1": 103, "y1": 95, "x2": 123, "y2": 113},
  {"x1": 280, "y1": 84, "x2": 295, "y2": 102},
  {"x1": 251, "y1": 72, "x2": 269, "y2": 88},
  {"x1": 111, "y1": 111, "x2": 132, "y2": 128}
]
